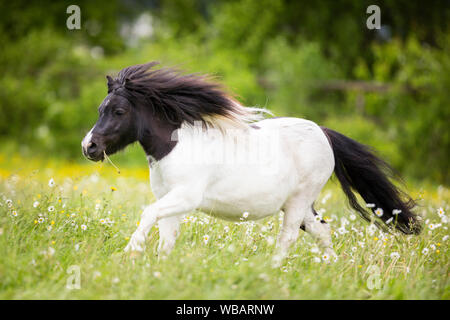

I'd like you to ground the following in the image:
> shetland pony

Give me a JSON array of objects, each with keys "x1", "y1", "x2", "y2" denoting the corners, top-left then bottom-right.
[{"x1": 82, "y1": 62, "x2": 421, "y2": 264}]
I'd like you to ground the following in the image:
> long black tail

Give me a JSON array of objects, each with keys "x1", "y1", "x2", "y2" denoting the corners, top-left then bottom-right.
[{"x1": 321, "y1": 127, "x2": 422, "y2": 235}]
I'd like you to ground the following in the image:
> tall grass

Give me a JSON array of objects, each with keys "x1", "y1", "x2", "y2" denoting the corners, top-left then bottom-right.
[{"x1": 0, "y1": 153, "x2": 448, "y2": 299}]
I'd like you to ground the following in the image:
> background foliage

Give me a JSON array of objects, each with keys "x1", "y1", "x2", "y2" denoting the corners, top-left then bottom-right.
[{"x1": 0, "y1": 0, "x2": 449, "y2": 183}]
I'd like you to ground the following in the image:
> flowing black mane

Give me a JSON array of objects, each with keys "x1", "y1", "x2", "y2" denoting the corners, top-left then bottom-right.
[{"x1": 107, "y1": 62, "x2": 263, "y2": 128}]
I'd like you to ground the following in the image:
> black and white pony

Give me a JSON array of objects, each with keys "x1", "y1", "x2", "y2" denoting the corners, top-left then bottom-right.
[{"x1": 82, "y1": 62, "x2": 421, "y2": 265}]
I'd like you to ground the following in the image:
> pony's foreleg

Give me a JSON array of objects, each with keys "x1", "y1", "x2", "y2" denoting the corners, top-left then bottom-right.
[
  {"x1": 124, "y1": 187, "x2": 201, "y2": 253},
  {"x1": 157, "y1": 215, "x2": 181, "y2": 257}
]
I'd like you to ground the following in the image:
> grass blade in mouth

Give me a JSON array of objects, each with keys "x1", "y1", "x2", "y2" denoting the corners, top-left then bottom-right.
[{"x1": 103, "y1": 150, "x2": 121, "y2": 174}]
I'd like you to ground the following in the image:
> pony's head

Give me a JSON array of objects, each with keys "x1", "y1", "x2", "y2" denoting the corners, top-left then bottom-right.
[
  {"x1": 82, "y1": 61, "x2": 268, "y2": 162},
  {"x1": 81, "y1": 75, "x2": 141, "y2": 162}
]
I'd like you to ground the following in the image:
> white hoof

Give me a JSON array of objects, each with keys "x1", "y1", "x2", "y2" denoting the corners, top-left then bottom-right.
[
  {"x1": 124, "y1": 232, "x2": 145, "y2": 253},
  {"x1": 271, "y1": 254, "x2": 284, "y2": 268}
]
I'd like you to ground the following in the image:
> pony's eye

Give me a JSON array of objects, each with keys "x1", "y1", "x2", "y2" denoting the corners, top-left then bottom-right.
[{"x1": 114, "y1": 109, "x2": 125, "y2": 116}]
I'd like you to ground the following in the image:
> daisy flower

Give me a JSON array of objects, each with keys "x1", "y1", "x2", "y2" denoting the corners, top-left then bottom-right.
[
  {"x1": 390, "y1": 252, "x2": 400, "y2": 259},
  {"x1": 337, "y1": 226, "x2": 347, "y2": 235},
  {"x1": 48, "y1": 178, "x2": 55, "y2": 188},
  {"x1": 6, "y1": 199, "x2": 12, "y2": 208},
  {"x1": 322, "y1": 253, "x2": 330, "y2": 262},
  {"x1": 313, "y1": 257, "x2": 321, "y2": 263},
  {"x1": 81, "y1": 224, "x2": 87, "y2": 231},
  {"x1": 99, "y1": 219, "x2": 106, "y2": 224},
  {"x1": 203, "y1": 234, "x2": 209, "y2": 245},
  {"x1": 385, "y1": 217, "x2": 394, "y2": 224},
  {"x1": 47, "y1": 226, "x2": 52, "y2": 231},
  {"x1": 422, "y1": 248, "x2": 429, "y2": 255},
  {"x1": 12, "y1": 210, "x2": 18, "y2": 217},
  {"x1": 242, "y1": 212, "x2": 249, "y2": 219},
  {"x1": 38, "y1": 217, "x2": 44, "y2": 224},
  {"x1": 367, "y1": 224, "x2": 377, "y2": 235},
  {"x1": 374, "y1": 208, "x2": 384, "y2": 217},
  {"x1": 33, "y1": 201, "x2": 39, "y2": 208},
  {"x1": 428, "y1": 223, "x2": 435, "y2": 230},
  {"x1": 48, "y1": 206, "x2": 55, "y2": 212},
  {"x1": 392, "y1": 209, "x2": 402, "y2": 215},
  {"x1": 437, "y1": 207, "x2": 445, "y2": 217},
  {"x1": 366, "y1": 203, "x2": 376, "y2": 208}
]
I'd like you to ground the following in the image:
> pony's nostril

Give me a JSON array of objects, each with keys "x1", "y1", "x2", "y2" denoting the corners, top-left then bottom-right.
[{"x1": 88, "y1": 142, "x2": 97, "y2": 152}]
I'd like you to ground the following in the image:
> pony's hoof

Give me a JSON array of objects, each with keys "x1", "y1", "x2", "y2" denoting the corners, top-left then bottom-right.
[
  {"x1": 129, "y1": 251, "x2": 143, "y2": 259},
  {"x1": 271, "y1": 254, "x2": 284, "y2": 268},
  {"x1": 124, "y1": 242, "x2": 144, "y2": 253}
]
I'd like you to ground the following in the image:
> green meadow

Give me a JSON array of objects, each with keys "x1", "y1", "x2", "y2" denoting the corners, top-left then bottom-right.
[{"x1": 0, "y1": 154, "x2": 448, "y2": 299}]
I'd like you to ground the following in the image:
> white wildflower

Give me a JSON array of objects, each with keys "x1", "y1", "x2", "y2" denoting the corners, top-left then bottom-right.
[
  {"x1": 47, "y1": 247, "x2": 55, "y2": 256},
  {"x1": 375, "y1": 208, "x2": 384, "y2": 217}
]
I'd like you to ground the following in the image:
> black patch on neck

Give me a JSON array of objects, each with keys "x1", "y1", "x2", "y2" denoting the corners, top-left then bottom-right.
[{"x1": 138, "y1": 110, "x2": 179, "y2": 162}]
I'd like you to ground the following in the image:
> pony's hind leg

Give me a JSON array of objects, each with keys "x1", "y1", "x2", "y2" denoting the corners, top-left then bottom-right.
[
  {"x1": 272, "y1": 194, "x2": 310, "y2": 267},
  {"x1": 302, "y1": 206, "x2": 336, "y2": 259}
]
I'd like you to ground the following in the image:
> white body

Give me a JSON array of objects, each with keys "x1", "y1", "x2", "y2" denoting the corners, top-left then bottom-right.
[{"x1": 124, "y1": 117, "x2": 336, "y2": 264}]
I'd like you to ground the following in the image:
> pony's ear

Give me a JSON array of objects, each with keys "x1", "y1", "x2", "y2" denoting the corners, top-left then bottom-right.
[{"x1": 106, "y1": 75, "x2": 114, "y2": 93}]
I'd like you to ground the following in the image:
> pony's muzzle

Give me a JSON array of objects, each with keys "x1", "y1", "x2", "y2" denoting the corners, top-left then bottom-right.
[{"x1": 82, "y1": 131, "x2": 104, "y2": 161}]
